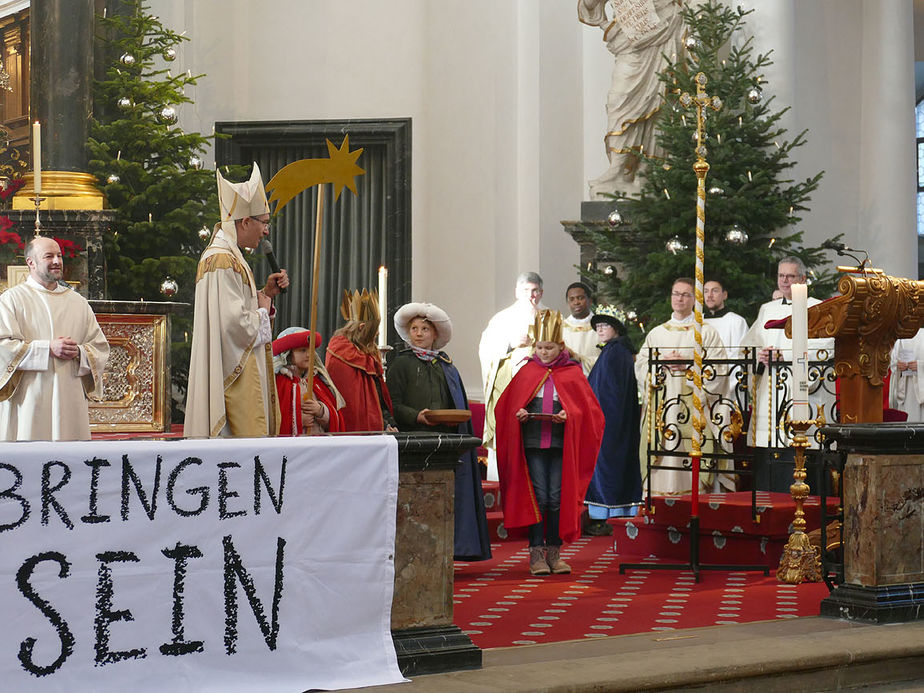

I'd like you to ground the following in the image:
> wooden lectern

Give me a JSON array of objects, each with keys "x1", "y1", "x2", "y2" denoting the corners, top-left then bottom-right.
[{"x1": 784, "y1": 268, "x2": 924, "y2": 424}]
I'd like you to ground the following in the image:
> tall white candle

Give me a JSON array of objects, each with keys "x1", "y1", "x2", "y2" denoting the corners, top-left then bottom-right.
[
  {"x1": 791, "y1": 283, "x2": 809, "y2": 420},
  {"x1": 32, "y1": 121, "x2": 41, "y2": 195},
  {"x1": 377, "y1": 266, "x2": 387, "y2": 348}
]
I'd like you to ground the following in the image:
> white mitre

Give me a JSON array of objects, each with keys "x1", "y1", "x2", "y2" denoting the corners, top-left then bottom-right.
[{"x1": 216, "y1": 162, "x2": 270, "y2": 222}]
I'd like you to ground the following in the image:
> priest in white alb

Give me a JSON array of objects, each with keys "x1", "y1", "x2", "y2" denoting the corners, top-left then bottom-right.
[
  {"x1": 185, "y1": 163, "x2": 289, "y2": 437},
  {"x1": 889, "y1": 328, "x2": 924, "y2": 423},
  {"x1": 478, "y1": 271, "x2": 545, "y2": 480},
  {"x1": 562, "y1": 282, "x2": 599, "y2": 375},
  {"x1": 0, "y1": 236, "x2": 109, "y2": 441},
  {"x1": 741, "y1": 257, "x2": 834, "y2": 451},
  {"x1": 634, "y1": 277, "x2": 731, "y2": 495}
]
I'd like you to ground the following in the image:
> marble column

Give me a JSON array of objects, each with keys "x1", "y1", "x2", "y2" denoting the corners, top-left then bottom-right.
[{"x1": 14, "y1": 0, "x2": 103, "y2": 210}]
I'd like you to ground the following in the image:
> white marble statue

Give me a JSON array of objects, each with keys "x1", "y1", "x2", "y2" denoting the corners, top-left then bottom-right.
[{"x1": 579, "y1": 0, "x2": 687, "y2": 199}]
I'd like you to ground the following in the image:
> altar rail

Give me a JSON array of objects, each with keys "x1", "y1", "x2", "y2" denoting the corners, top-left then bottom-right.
[{"x1": 643, "y1": 347, "x2": 837, "y2": 503}]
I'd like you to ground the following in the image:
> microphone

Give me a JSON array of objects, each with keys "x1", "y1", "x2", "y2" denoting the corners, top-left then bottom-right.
[{"x1": 258, "y1": 238, "x2": 287, "y2": 295}]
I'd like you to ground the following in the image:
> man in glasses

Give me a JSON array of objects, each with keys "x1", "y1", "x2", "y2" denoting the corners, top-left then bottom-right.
[
  {"x1": 742, "y1": 257, "x2": 834, "y2": 490},
  {"x1": 634, "y1": 277, "x2": 727, "y2": 495},
  {"x1": 185, "y1": 163, "x2": 290, "y2": 438}
]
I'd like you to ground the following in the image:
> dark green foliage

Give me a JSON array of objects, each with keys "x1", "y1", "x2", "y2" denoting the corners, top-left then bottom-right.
[
  {"x1": 88, "y1": 0, "x2": 216, "y2": 415},
  {"x1": 583, "y1": 1, "x2": 837, "y2": 335}
]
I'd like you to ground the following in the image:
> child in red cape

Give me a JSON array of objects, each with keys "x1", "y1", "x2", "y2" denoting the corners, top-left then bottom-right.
[
  {"x1": 272, "y1": 327, "x2": 344, "y2": 435},
  {"x1": 325, "y1": 289, "x2": 396, "y2": 432},
  {"x1": 495, "y1": 309, "x2": 604, "y2": 575}
]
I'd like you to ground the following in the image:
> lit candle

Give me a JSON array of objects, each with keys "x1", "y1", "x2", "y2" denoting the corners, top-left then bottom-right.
[
  {"x1": 32, "y1": 121, "x2": 41, "y2": 195},
  {"x1": 791, "y1": 283, "x2": 809, "y2": 420},
  {"x1": 377, "y1": 266, "x2": 387, "y2": 348}
]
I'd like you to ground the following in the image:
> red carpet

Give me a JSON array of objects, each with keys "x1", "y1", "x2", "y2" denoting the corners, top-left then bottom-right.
[{"x1": 453, "y1": 535, "x2": 830, "y2": 649}]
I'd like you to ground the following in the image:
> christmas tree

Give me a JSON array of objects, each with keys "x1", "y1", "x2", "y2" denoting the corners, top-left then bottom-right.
[
  {"x1": 88, "y1": 0, "x2": 217, "y2": 414},
  {"x1": 584, "y1": 1, "x2": 836, "y2": 332}
]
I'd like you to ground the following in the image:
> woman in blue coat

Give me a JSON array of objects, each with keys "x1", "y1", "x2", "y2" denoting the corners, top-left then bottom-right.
[{"x1": 584, "y1": 305, "x2": 642, "y2": 535}]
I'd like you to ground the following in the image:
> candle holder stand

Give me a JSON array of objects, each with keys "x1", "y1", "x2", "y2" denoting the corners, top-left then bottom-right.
[
  {"x1": 776, "y1": 404, "x2": 825, "y2": 584},
  {"x1": 33, "y1": 194, "x2": 44, "y2": 235}
]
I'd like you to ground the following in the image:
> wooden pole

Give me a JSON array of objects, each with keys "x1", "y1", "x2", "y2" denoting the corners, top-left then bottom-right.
[{"x1": 304, "y1": 184, "x2": 325, "y2": 415}]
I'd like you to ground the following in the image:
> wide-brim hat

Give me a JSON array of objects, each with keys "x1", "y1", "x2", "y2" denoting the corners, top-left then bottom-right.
[
  {"x1": 272, "y1": 327, "x2": 322, "y2": 356},
  {"x1": 393, "y1": 302, "x2": 452, "y2": 350}
]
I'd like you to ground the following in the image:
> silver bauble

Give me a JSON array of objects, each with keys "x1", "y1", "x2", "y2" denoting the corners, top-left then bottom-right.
[
  {"x1": 120, "y1": 53, "x2": 136, "y2": 67},
  {"x1": 159, "y1": 277, "x2": 178, "y2": 298},
  {"x1": 198, "y1": 225, "x2": 211, "y2": 241},
  {"x1": 708, "y1": 186, "x2": 725, "y2": 196},
  {"x1": 627, "y1": 310, "x2": 637, "y2": 322},
  {"x1": 117, "y1": 96, "x2": 133, "y2": 111},
  {"x1": 107, "y1": 173, "x2": 120, "y2": 184},
  {"x1": 189, "y1": 155, "x2": 202, "y2": 169},
  {"x1": 725, "y1": 224, "x2": 749, "y2": 245},
  {"x1": 684, "y1": 36, "x2": 700, "y2": 52},
  {"x1": 666, "y1": 236, "x2": 687, "y2": 255},
  {"x1": 747, "y1": 87, "x2": 762, "y2": 104},
  {"x1": 163, "y1": 47, "x2": 177, "y2": 62},
  {"x1": 607, "y1": 209, "x2": 624, "y2": 227},
  {"x1": 603, "y1": 265, "x2": 615, "y2": 276},
  {"x1": 158, "y1": 105, "x2": 178, "y2": 124}
]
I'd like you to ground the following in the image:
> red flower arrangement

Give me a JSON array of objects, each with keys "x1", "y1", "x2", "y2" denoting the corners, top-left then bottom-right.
[
  {"x1": 0, "y1": 177, "x2": 25, "y2": 202},
  {"x1": 54, "y1": 237, "x2": 83, "y2": 259},
  {"x1": 0, "y1": 220, "x2": 23, "y2": 266}
]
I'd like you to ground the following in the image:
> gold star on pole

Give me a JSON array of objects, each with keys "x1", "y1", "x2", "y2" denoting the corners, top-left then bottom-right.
[{"x1": 265, "y1": 135, "x2": 365, "y2": 214}]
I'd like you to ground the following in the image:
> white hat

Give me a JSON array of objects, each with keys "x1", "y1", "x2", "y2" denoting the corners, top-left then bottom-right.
[
  {"x1": 393, "y1": 302, "x2": 452, "y2": 350},
  {"x1": 216, "y1": 162, "x2": 270, "y2": 222}
]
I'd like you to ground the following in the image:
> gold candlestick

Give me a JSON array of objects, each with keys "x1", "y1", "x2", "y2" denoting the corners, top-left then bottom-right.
[{"x1": 776, "y1": 404, "x2": 825, "y2": 583}]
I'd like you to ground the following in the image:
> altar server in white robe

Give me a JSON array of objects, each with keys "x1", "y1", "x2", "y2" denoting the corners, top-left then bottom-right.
[
  {"x1": 890, "y1": 329, "x2": 924, "y2": 422},
  {"x1": 704, "y1": 279, "x2": 748, "y2": 351},
  {"x1": 185, "y1": 163, "x2": 289, "y2": 438},
  {"x1": 563, "y1": 282, "x2": 599, "y2": 375},
  {"x1": 742, "y1": 257, "x2": 834, "y2": 448},
  {"x1": 635, "y1": 277, "x2": 731, "y2": 495},
  {"x1": 0, "y1": 236, "x2": 109, "y2": 441},
  {"x1": 478, "y1": 271, "x2": 545, "y2": 480}
]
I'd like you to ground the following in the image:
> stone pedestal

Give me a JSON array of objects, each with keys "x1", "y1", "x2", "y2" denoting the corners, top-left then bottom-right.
[
  {"x1": 391, "y1": 432, "x2": 482, "y2": 675},
  {"x1": 819, "y1": 424, "x2": 924, "y2": 623}
]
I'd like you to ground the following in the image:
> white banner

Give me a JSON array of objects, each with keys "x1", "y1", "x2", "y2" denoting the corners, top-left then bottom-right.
[{"x1": 0, "y1": 435, "x2": 405, "y2": 692}]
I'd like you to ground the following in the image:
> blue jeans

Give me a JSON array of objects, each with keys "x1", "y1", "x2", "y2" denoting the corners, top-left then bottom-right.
[{"x1": 525, "y1": 448, "x2": 562, "y2": 547}]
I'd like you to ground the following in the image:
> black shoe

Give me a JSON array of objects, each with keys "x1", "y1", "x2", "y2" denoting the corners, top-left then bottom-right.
[{"x1": 583, "y1": 520, "x2": 613, "y2": 537}]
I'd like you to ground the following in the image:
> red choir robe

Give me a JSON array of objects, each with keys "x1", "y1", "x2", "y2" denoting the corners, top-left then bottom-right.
[
  {"x1": 275, "y1": 371, "x2": 342, "y2": 436},
  {"x1": 325, "y1": 335, "x2": 393, "y2": 432},
  {"x1": 494, "y1": 355, "x2": 605, "y2": 543}
]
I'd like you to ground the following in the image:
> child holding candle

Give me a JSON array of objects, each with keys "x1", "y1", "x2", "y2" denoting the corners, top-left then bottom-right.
[{"x1": 494, "y1": 309, "x2": 604, "y2": 575}]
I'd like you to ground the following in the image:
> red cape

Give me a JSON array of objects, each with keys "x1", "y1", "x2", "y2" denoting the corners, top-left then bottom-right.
[
  {"x1": 275, "y1": 371, "x2": 342, "y2": 436},
  {"x1": 495, "y1": 358, "x2": 604, "y2": 542},
  {"x1": 324, "y1": 335, "x2": 393, "y2": 432}
]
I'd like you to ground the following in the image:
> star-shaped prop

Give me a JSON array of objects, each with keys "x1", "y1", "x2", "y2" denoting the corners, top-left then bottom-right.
[{"x1": 265, "y1": 135, "x2": 365, "y2": 213}]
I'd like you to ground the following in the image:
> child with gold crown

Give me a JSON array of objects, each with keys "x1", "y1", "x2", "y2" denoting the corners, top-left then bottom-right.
[
  {"x1": 494, "y1": 309, "x2": 604, "y2": 575},
  {"x1": 324, "y1": 289, "x2": 396, "y2": 432}
]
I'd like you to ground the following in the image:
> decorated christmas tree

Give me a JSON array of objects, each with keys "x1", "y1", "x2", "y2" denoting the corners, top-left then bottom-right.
[
  {"x1": 88, "y1": 0, "x2": 217, "y2": 413},
  {"x1": 584, "y1": 0, "x2": 836, "y2": 332}
]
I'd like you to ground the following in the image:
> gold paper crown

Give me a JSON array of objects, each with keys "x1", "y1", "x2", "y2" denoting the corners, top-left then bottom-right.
[
  {"x1": 530, "y1": 309, "x2": 564, "y2": 344},
  {"x1": 340, "y1": 289, "x2": 380, "y2": 323},
  {"x1": 216, "y1": 162, "x2": 270, "y2": 222}
]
